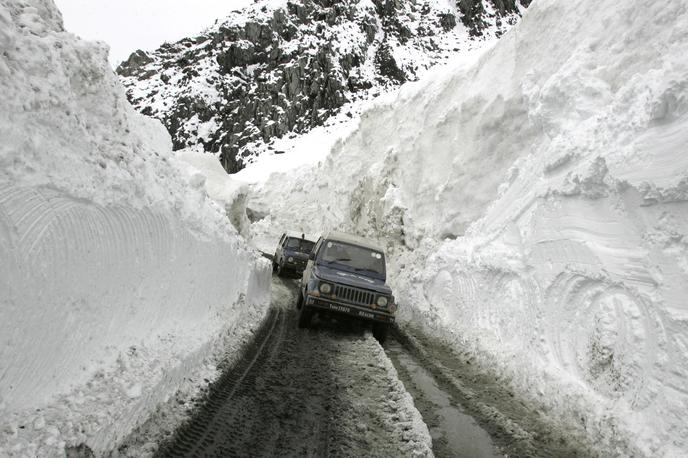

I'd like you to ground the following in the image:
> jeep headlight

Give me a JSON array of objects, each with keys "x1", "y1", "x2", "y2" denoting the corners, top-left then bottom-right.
[
  {"x1": 288, "y1": 256, "x2": 294, "y2": 263},
  {"x1": 319, "y1": 283, "x2": 332, "y2": 294},
  {"x1": 376, "y1": 296, "x2": 388, "y2": 307}
]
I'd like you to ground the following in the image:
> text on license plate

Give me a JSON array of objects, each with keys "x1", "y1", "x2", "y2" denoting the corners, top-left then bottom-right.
[{"x1": 329, "y1": 304, "x2": 350, "y2": 313}]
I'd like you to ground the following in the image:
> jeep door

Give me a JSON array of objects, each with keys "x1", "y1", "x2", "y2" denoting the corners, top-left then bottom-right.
[
  {"x1": 301, "y1": 237, "x2": 322, "y2": 291},
  {"x1": 275, "y1": 233, "x2": 285, "y2": 265}
]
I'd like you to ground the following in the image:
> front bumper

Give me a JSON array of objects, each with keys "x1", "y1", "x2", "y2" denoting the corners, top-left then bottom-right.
[
  {"x1": 306, "y1": 296, "x2": 395, "y2": 323},
  {"x1": 283, "y1": 260, "x2": 307, "y2": 272}
]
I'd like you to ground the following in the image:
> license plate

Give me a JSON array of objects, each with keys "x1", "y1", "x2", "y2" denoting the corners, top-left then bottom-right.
[
  {"x1": 329, "y1": 304, "x2": 350, "y2": 314},
  {"x1": 358, "y1": 311, "x2": 375, "y2": 319}
]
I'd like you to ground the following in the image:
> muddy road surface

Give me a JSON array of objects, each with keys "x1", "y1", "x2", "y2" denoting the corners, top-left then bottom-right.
[
  {"x1": 388, "y1": 328, "x2": 597, "y2": 458},
  {"x1": 119, "y1": 276, "x2": 594, "y2": 458},
  {"x1": 154, "y1": 278, "x2": 431, "y2": 457},
  {"x1": 385, "y1": 339, "x2": 501, "y2": 458}
]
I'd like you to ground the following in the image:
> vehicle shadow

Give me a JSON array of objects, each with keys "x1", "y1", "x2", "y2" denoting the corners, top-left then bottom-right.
[{"x1": 308, "y1": 313, "x2": 370, "y2": 339}]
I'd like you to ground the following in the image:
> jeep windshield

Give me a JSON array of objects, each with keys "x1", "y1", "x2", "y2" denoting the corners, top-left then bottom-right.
[
  {"x1": 317, "y1": 240, "x2": 385, "y2": 280},
  {"x1": 285, "y1": 237, "x2": 315, "y2": 254}
]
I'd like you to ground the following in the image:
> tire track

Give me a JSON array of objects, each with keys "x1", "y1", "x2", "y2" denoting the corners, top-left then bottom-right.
[
  {"x1": 153, "y1": 278, "x2": 432, "y2": 458},
  {"x1": 158, "y1": 307, "x2": 286, "y2": 457}
]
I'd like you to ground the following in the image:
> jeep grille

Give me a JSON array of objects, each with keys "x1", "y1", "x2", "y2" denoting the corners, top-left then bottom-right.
[{"x1": 334, "y1": 284, "x2": 374, "y2": 307}]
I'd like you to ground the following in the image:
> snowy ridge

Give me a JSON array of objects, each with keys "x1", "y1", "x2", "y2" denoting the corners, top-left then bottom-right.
[
  {"x1": 249, "y1": 0, "x2": 688, "y2": 455},
  {"x1": 0, "y1": 1, "x2": 270, "y2": 455},
  {"x1": 117, "y1": 0, "x2": 526, "y2": 173}
]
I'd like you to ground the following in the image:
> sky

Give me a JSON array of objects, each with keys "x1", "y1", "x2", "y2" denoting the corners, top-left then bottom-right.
[{"x1": 54, "y1": 0, "x2": 255, "y2": 67}]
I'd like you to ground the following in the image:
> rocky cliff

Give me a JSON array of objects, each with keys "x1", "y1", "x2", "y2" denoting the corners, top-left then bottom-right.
[{"x1": 118, "y1": 0, "x2": 527, "y2": 173}]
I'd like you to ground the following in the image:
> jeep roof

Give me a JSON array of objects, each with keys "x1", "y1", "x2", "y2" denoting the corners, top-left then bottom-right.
[{"x1": 321, "y1": 231, "x2": 385, "y2": 253}]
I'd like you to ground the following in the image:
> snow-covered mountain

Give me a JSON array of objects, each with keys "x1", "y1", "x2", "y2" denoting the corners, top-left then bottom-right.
[
  {"x1": 248, "y1": 0, "x2": 688, "y2": 455},
  {"x1": 117, "y1": 0, "x2": 528, "y2": 172}
]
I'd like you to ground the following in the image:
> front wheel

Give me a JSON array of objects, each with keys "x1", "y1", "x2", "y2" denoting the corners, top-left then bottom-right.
[
  {"x1": 298, "y1": 306, "x2": 312, "y2": 329},
  {"x1": 372, "y1": 322, "x2": 388, "y2": 344},
  {"x1": 276, "y1": 262, "x2": 284, "y2": 277}
]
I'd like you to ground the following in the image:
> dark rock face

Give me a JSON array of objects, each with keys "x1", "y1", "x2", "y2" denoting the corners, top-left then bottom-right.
[
  {"x1": 118, "y1": 0, "x2": 528, "y2": 173},
  {"x1": 116, "y1": 50, "x2": 154, "y2": 78},
  {"x1": 457, "y1": 0, "x2": 528, "y2": 36}
]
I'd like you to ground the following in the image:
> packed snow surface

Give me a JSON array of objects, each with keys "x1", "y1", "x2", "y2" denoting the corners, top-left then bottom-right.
[
  {"x1": 249, "y1": 0, "x2": 688, "y2": 455},
  {"x1": 0, "y1": 1, "x2": 270, "y2": 455}
]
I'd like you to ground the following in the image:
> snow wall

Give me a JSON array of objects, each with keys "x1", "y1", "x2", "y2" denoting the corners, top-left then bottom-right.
[
  {"x1": 251, "y1": 0, "x2": 688, "y2": 455},
  {"x1": 0, "y1": 1, "x2": 270, "y2": 455}
]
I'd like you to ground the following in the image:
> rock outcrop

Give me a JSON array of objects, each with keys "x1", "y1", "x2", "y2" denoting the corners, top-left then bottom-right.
[
  {"x1": 118, "y1": 0, "x2": 528, "y2": 173},
  {"x1": 457, "y1": 0, "x2": 529, "y2": 36}
]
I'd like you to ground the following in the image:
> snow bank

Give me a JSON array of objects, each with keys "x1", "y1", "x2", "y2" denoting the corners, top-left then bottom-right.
[
  {"x1": 250, "y1": 0, "x2": 688, "y2": 455},
  {"x1": 175, "y1": 148, "x2": 252, "y2": 237},
  {"x1": 0, "y1": 1, "x2": 269, "y2": 455}
]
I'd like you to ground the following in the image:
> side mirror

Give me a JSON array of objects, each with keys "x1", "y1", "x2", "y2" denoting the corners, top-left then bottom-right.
[{"x1": 309, "y1": 251, "x2": 316, "y2": 260}]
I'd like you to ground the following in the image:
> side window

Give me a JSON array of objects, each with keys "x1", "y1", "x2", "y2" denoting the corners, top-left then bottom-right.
[{"x1": 279, "y1": 234, "x2": 286, "y2": 246}]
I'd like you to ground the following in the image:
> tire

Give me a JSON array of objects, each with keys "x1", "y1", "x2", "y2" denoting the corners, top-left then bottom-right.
[
  {"x1": 298, "y1": 306, "x2": 312, "y2": 329},
  {"x1": 272, "y1": 261, "x2": 278, "y2": 273},
  {"x1": 372, "y1": 322, "x2": 389, "y2": 344},
  {"x1": 296, "y1": 290, "x2": 303, "y2": 310},
  {"x1": 276, "y1": 262, "x2": 284, "y2": 277}
]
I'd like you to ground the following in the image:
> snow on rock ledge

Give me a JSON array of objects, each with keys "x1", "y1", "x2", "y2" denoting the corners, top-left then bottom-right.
[
  {"x1": 251, "y1": 0, "x2": 688, "y2": 455},
  {"x1": 0, "y1": 1, "x2": 270, "y2": 455}
]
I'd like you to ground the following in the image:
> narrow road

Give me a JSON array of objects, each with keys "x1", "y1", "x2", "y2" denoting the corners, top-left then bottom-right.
[
  {"x1": 154, "y1": 277, "x2": 431, "y2": 457},
  {"x1": 126, "y1": 276, "x2": 593, "y2": 458}
]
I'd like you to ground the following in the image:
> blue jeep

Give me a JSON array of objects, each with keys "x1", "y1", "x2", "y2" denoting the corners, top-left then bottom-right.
[
  {"x1": 273, "y1": 232, "x2": 316, "y2": 277},
  {"x1": 297, "y1": 231, "x2": 396, "y2": 343}
]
